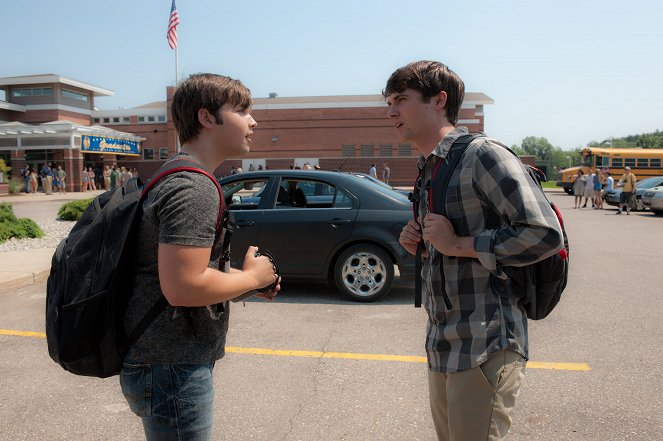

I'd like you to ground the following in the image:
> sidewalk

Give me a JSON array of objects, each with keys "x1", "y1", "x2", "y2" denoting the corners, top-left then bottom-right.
[{"x1": 0, "y1": 190, "x2": 102, "y2": 293}]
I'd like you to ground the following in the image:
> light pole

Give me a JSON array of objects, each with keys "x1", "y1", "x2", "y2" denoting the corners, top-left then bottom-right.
[{"x1": 566, "y1": 156, "x2": 571, "y2": 168}]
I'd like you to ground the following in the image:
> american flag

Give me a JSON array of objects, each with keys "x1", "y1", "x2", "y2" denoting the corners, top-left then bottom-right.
[{"x1": 166, "y1": 0, "x2": 179, "y2": 49}]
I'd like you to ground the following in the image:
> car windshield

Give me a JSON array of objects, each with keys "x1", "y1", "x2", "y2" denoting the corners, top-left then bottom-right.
[{"x1": 636, "y1": 176, "x2": 663, "y2": 189}]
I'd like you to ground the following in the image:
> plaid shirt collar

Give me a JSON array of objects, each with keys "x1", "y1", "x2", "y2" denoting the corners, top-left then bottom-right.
[{"x1": 416, "y1": 126, "x2": 470, "y2": 171}]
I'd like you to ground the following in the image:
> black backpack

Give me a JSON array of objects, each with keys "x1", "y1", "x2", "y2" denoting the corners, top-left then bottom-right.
[
  {"x1": 411, "y1": 133, "x2": 569, "y2": 320},
  {"x1": 45, "y1": 157, "x2": 224, "y2": 378}
]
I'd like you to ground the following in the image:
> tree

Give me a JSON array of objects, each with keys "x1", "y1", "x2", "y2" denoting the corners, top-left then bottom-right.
[
  {"x1": 521, "y1": 136, "x2": 555, "y2": 161},
  {"x1": 510, "y1": 144, "x2": 525, "y2": 156},
  {"x1": 636, "y1": 133, "x2": 662, "y2": 149}
]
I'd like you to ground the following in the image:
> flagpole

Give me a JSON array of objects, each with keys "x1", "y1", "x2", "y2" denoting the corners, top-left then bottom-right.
[
  {"x1": 176, "y1": 45, "x2": 180, "y2": 153},
  {"x1": 168, "y1": 0, "x2": 181, "y2": 153}
]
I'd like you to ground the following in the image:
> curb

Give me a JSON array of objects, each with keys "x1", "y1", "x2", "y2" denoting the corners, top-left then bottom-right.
[{"x1": 0, "y1": 268, "x2": 50, "y2": 292}]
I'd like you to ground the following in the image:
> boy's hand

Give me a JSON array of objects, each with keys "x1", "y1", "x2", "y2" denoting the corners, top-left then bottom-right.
[
  {"x1": 255, "y1": 276, "x2": 282, "y2": 302},
  {"x1": 243, "y1": 246, "x2": 278, "y2": 292},
  {"x1": 399, "y1": 219, "x2": 423, "y2": 256},
  {"x1": 422, "y1": 213, "x2": 476, "y2": 258}
]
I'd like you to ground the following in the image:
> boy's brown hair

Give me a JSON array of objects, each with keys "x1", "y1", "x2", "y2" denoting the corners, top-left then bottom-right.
[
  {"x1": 383, "y1": 60, "x2": 465, "y2": 126},
  {"x1": 171, "y1": 73, "x2": 252, "y2": 145}
]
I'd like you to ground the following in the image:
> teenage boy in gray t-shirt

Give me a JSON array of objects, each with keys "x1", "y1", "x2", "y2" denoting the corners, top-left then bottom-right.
[{"x1": 119, "y1": 73, "x2": 280, "y2": 440}]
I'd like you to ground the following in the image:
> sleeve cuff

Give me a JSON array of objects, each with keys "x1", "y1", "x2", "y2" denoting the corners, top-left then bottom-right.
[{"x1": 474, "y1": 230, "x2": 506, "y2": 279}]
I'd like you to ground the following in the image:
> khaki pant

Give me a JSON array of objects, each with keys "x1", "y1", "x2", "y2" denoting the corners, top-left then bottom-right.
[
  {"x1": 43, "y1": 175, "x2": 53, "y2": 195},
  {"x1": 428, "y1": 349, "x2": 526, "y2": 441}
]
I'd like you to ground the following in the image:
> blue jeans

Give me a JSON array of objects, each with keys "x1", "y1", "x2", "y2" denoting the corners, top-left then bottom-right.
[{"x1": 120, "y1": 359, "x2": 215, "y2": 441}]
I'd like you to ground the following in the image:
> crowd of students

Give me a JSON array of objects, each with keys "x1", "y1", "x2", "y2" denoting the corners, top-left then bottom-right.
[
  {"x1": 18, "y1": 163, "x2": 139, "y2": 194},
  {"x1": 572, "y1": 166, "x2": 637, "y2": 214}
]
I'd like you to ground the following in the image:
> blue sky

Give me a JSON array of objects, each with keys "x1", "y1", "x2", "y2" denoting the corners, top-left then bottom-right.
[{"x1": 2, "y1": 0, "x2": 661, "y2": 150}]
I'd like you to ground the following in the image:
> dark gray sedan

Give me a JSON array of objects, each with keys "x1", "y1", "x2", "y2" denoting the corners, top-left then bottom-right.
[{"x1": 218, "y1": 170, "x2": 415, "y2": 302}]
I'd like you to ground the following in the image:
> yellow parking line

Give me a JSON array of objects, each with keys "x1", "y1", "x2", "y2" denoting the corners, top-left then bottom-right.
[
  {"x1": 527, "y1": 361, "x2": 592, "y2": 371},
  {"x1": 226, "y1": 347, "x2": 592, "y2": 370},
  {"x1": 0, "y1": 329, "x2": 46, "y2": 339},
  {"x1": 226, "y1": 346, "x2": 426, "y2": 363},
  {"x1": 0, "y1": 329, "x2": 591, "y2": 371}
]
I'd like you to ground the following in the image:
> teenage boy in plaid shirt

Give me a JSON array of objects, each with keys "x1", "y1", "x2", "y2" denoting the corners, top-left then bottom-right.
[{"x1": 384, "y1": 61, "x2": 563, "y2": 441}]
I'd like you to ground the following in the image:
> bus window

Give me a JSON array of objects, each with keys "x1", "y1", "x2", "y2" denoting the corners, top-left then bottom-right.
[
  {"x1": 625, "y1": 158, "x2": 636, "y2": 168},
  {"x1": 651, "y1": 159, "x2": 661, "y2": 168},
  {"x1": 582, "y1": 154, "x2": 594, "y2": 167},
  {"x1": 612, "y1": 158, "x2": 623, "y2": 167},
  {"x1": 637, "y1": 158, "x2": 648, "y2": 168}
]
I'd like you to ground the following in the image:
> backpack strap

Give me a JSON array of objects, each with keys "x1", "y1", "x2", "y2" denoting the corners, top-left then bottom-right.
[
  {"x1": 142, "y1": 156, "x2": 224, "y2": 229},
  {"x1": 412, "y1": 133, "x2": 483, "y2": 308}
]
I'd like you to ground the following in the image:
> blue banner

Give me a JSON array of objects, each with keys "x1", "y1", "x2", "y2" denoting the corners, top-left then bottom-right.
[{"x1": 81, "y1": 135, "x2": 141, "y2": 156}]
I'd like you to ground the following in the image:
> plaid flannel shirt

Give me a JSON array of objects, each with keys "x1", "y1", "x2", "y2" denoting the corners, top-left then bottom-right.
[{"x1": 417, "y1": 127, "x2": 563, "y2": 373}]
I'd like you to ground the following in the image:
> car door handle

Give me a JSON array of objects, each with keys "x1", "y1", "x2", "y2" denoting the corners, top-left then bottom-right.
[
  {"x1": 232, "y1": 220, "x2": 255, "y2": 227},
  {"x1": 329, "y1": 218, "x2": 351, "y2": 227}
]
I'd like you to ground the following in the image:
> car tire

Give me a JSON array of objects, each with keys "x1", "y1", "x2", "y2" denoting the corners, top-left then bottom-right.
[
  {"x1": 334, "y1": 244, "x2": 394, "y2": 302},
  {"x1": 653, "y1": 210, "x2": 663, "y2": 217},
  {"x1": 634, "y1": 197, "x2": 645, "y2": 211},
  {"x1": 564, "y1": 187, "x2": 573, "y2": 195}
]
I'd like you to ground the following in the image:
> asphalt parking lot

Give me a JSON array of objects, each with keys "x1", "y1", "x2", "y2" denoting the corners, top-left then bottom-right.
[{"x1": 1, "y1": 192, "x2": 662, "y2": 440}]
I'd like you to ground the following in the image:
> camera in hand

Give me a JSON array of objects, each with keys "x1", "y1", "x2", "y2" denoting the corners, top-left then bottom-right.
[{"x1": 254, "y1": 249, "x2": 279, "y2": 293}]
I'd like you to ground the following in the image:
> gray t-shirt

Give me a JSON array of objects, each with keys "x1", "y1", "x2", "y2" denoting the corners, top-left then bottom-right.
[{"x1": 125, "y1": 167, "x2": 229, "y2": 364}]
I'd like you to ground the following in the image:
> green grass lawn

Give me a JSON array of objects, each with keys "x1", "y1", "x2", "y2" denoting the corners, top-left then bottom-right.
[{"x1": 541, "y1": 181, "x2": 558, "y2": 188}]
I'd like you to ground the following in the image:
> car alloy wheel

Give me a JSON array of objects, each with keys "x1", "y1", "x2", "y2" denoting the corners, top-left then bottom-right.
[{"x1": 334, "y1": 244, "x2": 394, "y2": 302}]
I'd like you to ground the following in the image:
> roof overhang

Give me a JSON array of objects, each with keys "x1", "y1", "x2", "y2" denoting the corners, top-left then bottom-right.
[
  {"x1": 0, "y1": 120, "x2": 144, "y2": 141},
  {"x1": 0, "y1": 100, "x2": 26, "y2": 112},
  {"x1": 250, "y1": 93, "x2": 493, "y2": 110},
  {"x1": 0, "y1": 74, "x2": 113, "y2": 97}
]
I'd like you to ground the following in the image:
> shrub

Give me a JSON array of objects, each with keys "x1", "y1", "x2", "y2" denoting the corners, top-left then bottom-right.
[
  {"x1": 58, "y1": 198, "x2": 94, "y2": 221},
  {"x1": 0, "y1": 203, "x2": 44, "y2": 244},
  {"x1": 8, "y1": 177, "x2": 26, "y2": 194},
  {"x1": 0, "y1": 202, "x2": 13, "y2": 220}
]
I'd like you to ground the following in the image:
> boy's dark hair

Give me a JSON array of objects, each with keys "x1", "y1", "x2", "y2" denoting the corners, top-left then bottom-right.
[
  {"x1": 172, "y1": 73, "x2": 252, "y2": 145},
  {"x1": 383, "y1": 60, "x2": 465, "y2": 126}
]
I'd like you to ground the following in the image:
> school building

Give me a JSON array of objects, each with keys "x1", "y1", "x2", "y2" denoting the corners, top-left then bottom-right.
[{"x1": 0, "y1": 74, "x2": 494, "y2": 191}]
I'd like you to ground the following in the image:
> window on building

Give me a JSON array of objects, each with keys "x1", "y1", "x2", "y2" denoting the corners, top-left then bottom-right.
[
  {"x1": 380, "y1": 144, "x2": 392, "y2": 157},
  {"x1": 342, "y1": 144, "x2": 355, "y2": 157},
  {"x1": 103, "y1": 117, "x2": 110, "y2": 123},
  {"x1": 138, "y1": 116, "x2": 145, "y2": 123},
  {"x1": 611, "y1": 158, "x2": 623, "y2": 167},
  {"x1": 157, "y1": 115, "x2": 166, "y2": 122},
  {"x1": 147, "y1": 116, "x2": 155, "y2": 122},
  {"x1": 93, "y1": 118, "x2": 100, "y2": 123},
  {"x1": 624, "y1": 158, "x2": 636, "y2": 168},
  {"x1": 159, "y1": 148, "x2": 169, "y2": 160},
  {"x1": 122, "y1": 117, "x2": 131, "y2": 123},
  {"x1": 637, "y1": 158, "x2": 648, "y2": 168},
  {"x1": 360, "y1": 144, "x2": 374, "y2": 157},
  {"x1": 113, "y1": 117, "x2": 120, "y2": 123},
  {"x1": 398, "y1": 144, "x2": 412, "y2": 157},
  {"x1": 143, "y1": 148, "x2": 154, "y2": 160},
  {"x1": 11, "y1": 87, "x2": 53, "y2": 97},
  {"x1": 62, "y1": 88, "x2": 89, "y2": 102},
  {"x1": 651, "y1": 159, "x2": 661, "y2": 168}
]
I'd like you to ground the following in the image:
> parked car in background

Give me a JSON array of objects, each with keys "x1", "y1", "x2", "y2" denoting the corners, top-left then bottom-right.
[
  {"x1": 642, "y1": 186, "x2": 663, "y2": 216},
  {"x1": 603, "y1": 176, "x2": 663, "y2": 211},
  {"x1": 218, "y1": 170, "x2": 415, "y2": 302}
]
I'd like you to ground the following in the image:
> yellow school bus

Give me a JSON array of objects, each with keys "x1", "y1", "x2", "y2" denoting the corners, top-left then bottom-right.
[{"x1": 556, "y1": 147, "x2": 663, "y2": 194}]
